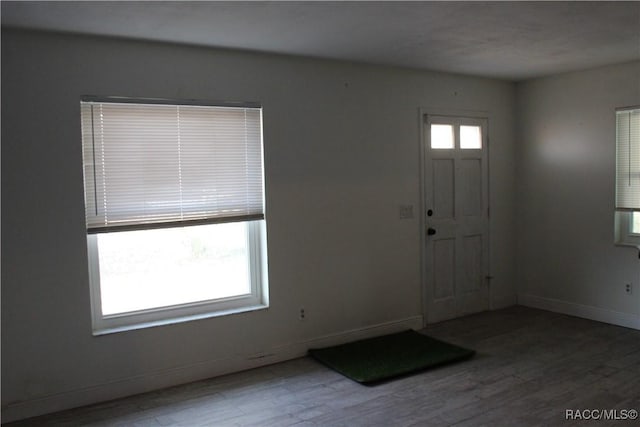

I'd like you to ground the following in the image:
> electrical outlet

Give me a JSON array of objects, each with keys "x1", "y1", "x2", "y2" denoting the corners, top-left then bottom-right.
[
  {"x1": 299, "y1": 308, "x2": 306, "y2": 321},
  {"x1": 625, "y1": 283, "x2": 633, "y2": 295}
]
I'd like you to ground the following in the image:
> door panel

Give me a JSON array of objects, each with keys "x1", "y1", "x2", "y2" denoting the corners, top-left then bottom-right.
[
  {"x1": 433, "y1": 238, "x2": 456, "y2": 300},
  {"x1": 432, "y1": 159, "x2": 455, "y2": 219},
  {"x1": 461, "y1": 234, "x2": 482, "y2": 293},
  {"x1": 424, "y1": 115, "x2": 489, "y2": 323},
  {"x1": 460, "y1": 159, "x2": 482, "y2": 217}
]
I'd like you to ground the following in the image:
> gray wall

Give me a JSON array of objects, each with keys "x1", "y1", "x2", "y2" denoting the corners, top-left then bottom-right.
[
  {"x1": 516, "y1": 61, "x2": 640, "y2": 325},
  {"x1": 1, "y1": 30, "x2": 516, "y2": 420}
]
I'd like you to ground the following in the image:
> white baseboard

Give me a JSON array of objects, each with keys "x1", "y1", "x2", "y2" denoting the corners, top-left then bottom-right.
[
  {"x1": 518, "y1": 294, "x2": 640, "y2": 330},
  {"x1": 1, "y1": 315, "x2": 423, "y2": 423}
]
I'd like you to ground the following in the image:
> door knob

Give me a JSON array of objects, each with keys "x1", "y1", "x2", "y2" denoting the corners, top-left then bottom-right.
[{"x1": 427, "y1": 227, "x2": 437, "y2": 236}]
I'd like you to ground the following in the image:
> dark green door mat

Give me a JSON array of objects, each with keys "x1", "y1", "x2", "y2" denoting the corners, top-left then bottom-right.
[{"x1": 308, "y1": 330, "x2": 475, "y2": 384}]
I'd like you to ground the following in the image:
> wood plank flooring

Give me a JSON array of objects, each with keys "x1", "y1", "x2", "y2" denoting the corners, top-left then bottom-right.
[{"x1": 5, "y1": 306, "x2": 640, "y2": 426}]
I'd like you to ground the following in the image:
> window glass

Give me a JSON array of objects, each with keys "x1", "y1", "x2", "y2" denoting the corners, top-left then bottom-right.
[
  {"x1": 633, "y1": 212, "x2": 640, "y2": 235},
  {"x1": 431, "y1": 124, "x2": 454, "y2": 149},
  {"x1": 460, "y1": 125, "x2": 482, "y2": 149},
  {"x1": 97, "y1": 223, "x2": 250, "y2": 315}
]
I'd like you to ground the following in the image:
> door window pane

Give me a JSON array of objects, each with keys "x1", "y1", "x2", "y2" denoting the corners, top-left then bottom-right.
[
  {"x1": 460, "y1": 125, "x2": 482, "y2": 149},
  {"x1": 431, "y1": 124, "x2": 454, "y2": 149}
]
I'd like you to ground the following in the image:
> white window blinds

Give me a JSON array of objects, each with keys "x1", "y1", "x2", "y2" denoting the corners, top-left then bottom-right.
[
  {"x1": 616, "y1": 108, "x2": 640, "y2": 211},
  {"x1": 80, "y1": 100, "x2": 264, "y2": 233}
]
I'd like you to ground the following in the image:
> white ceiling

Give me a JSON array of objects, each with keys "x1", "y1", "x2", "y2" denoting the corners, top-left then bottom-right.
[{"x1": 2, "y1": 1, "x2": 639, "y2": 81}]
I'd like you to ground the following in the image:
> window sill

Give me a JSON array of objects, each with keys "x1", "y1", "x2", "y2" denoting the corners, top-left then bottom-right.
[
  {"x1": 614, "y1": 241, "x2": 640, "y2": 250},
  {"x1": 92, "y1": 303, "x2": 269, "y2": 336}
]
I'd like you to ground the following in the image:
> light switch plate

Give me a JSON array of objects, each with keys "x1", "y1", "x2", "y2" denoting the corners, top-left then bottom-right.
[{"x1": 399, "y1": 204, "x2": 414, "y2": 219}]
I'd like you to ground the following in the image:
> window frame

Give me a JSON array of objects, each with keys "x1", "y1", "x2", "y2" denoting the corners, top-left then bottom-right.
[
  {"x1": 87, "y1": 221, "x2": 268, "y2": 335},
  {"x1": 614, "y1": 106, "x2": 640, "y2": 248},
  {"x1": 81, "y1": 97, "x2": 269, "y2": 335},
  {"x1": 615, "y1": 211, "x2": 640, "y2": 247},
  {"x1": 428, "y1": 116, "x2": 485, "y2": 150}
]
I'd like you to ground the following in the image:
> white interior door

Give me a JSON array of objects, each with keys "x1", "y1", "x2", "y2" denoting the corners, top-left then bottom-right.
[{"x1": 424, "y1": 115, "x2": 490, "y2": 323}]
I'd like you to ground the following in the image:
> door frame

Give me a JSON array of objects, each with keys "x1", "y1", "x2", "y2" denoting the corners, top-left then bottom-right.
[{"x1": 418, "y1": 107, "x2": 492, "y2": 327}]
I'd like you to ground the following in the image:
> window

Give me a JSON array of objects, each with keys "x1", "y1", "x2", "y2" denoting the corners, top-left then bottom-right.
[
  {"x1": 633, "y1": 212, "x2": 640, "y2": 234},
  {"x1": 80, "y1": 98, "x2": 268, "y2": 334},
  {"x1": 430, "y1": 124, "x2": 454, "y2": 149},
  {"x1": 460, "y1": 125, "x2": 482, "y2": 149},
  {"x1": 614, "y1": 107, "x2": 640, "y2": 246},
  {"x1": 429, "y1": 117, "x2": 484, "y2": 150}
]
